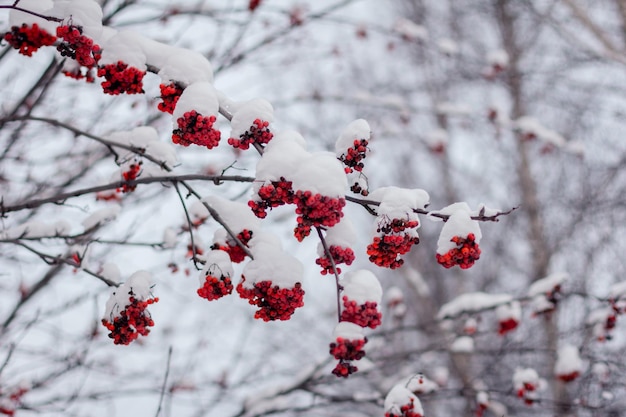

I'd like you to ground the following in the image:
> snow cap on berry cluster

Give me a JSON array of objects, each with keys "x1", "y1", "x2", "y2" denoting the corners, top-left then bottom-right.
[
  {"x1": 342, "y1": 270, "x2": 382, "y2": 305},
  {"x1": 103, "y1": 270, "x2": 153, "y2": 320},
  {"x1": 198, "y1": 250, "x2": 234, "y2": 286},
  {"x1": 317, "y1": 217, "x2": 357, "y2": 255},
  {"x1": 371, "y1": 186, "x2": 430, "y2": 220},
  {"x1": 49, "y1": 0, "x2": 103, "y2": 39},
  {"x1": 158, "y1": 48, "x2": 214, "y2": 85},
  {"x1": 107, "y1": 126, "x2": 178, "y2": 169},
  {"x1": 241, "y1": 244, "x2": 303, "y2": 289},
  {"x1": 528, "y1": 272, "x2": 567, "y2": 297},
  {"x1": 229, "y1": 98, "x2": 274, "y2": 138},
  {"x1": 434, "y1": 202, "x2": 481, "y2": 254},
  {"x1": 203, "y1": 195, "x2": 261, "y2": 233},
  {"x1": 333, "y1": 321, "x2": 365, "y2": 341},
  {"x1": 335, "y1": 119, "x2": 370, "y2": 155},
  {"x1": 496, "y1": 300, "x2": 521, "y2": 334},
  {"x1": 99, "y1": 31, "x2": 147, "y2": 69},
  {"x1": 252, "y1": 130, "x2": 308, "y2": 193},
  {"x1": 384, "y1": 384, "x2": 424, "y2": 417},
  {"x1": 9, "y1": 0, "x2": 55, "y2": 32},
  {"x1": 172, "y1": 81, "x2": 219, "y2": 121},
  {"x1": 554, "y1": 344, "x2": 584, "y2": 381},
  {"x1": 291, "y1": 152, "x2": 348, "y2": 197},
  {"x1": 402, "y1": 373, "x2": 439, "y2": 394}
]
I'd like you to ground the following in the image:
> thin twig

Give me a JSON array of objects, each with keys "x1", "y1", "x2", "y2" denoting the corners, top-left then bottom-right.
[
  {"x1": 173, "y1": 182, "x2": 201, "y2": 270},
  {"x1": 155, "y1": 346, "x2": 173, "y2": 417},
  {"x1": 316, "y1": 226, "x2": 342, "y2": 322}
]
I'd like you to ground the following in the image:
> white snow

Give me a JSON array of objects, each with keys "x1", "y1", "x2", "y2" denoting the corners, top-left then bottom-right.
[
  {"x1": 107, "y1": 126, "x2": 178, "y2": 168},
  {"x1": 435, "y1": 203, "x2": 482, "y2": 254},
  {"x1": 393, "y1": 18, "x2": 428, "y2": 41},
  {"x1": 158, "y1": 48, "x2": 214, "y2": 85},
  {"x1": 403, "y1": 267, "x2": 430, "y2": 296},
  {"x1": 318, "y1": 217, "x2": 356, "y2": 254},
  {"x1": 437, "y1": 38, "x2": 459, "y2": 55},
  {"x1": 450, "y1": 336, "x2": 474, "y2": 353},
  {"x1": 189, "y1": 200, "x2": 210, "y2": 223},
  {"x1": 332, "y1": 321, "x2": 365, "y2": 340},
  {"x1": 514, "y1": 116, "x2": 566, "y2": 147},
  {"x1": 242, "y1": 245, "x2": 303, "y2": 289},
  {"x1": 496, "y1": 301, "x2": 521, "y2": 321},
  {"x1": 404, "y1": 374, "x2": 438, "y2": 394},
  {"x1": 100, "y1": 262, "x2": 121, "y2": 284},
  {"x1": 487, "y1": 49, "x2": 509, "y2": 67},
  {"x1": 437, "y1": 292, "x2": 513, "y2": 319},
  {"x1": 203, "y1": 195, "x2": 261, "y2": 232},
  {"x1": 9, "y1": 0, "x2": 55, "y2": 32},
  {"x1": 554, "y1": 344, "x2": 583, "y2": 378},
  {"x1": 199, "y1": 250, "x2": 233, "y2": 285},
  {"x1": 425, "y1": 128, "x2": 448, "y2": 148},
  {"x1": 335, "y1": 119, "x2": 370, "y2": 156},
  {"x1": 476, "y1": 391, "x2": 489, "y2": 406},
  {"x1": 291, "y1": 152, "x2": 347, "y2": 197},
  {"x1": 513, "y1": 367, "x2": 540, "y2": 390},
  {"x1": 341, "y1": 270, "x2": 383, "y2": 305},
  {"x1": 229, "y1": 99, "x2": 274, "y2": 139},
  {"x1": 82, "y1": 205, "x2": 121, "y2": 230},
  {"x1": 384, "y1": 384, "x2": 423, "y2": 417},
  {"x1": 253, "y1": 130, "x2": 309, "y2": 194},
  {"x1": 172, "y1": 81, "x2": 219, "y2": 121},
  {"x1": 99, "y1": 31, "x2": 147, "y2": 69},
  {"x1": 103, "y1": 270, "x2": 154, "y2": 320},
  {"x1": 528, "y1": 272, "x2": 568, "y2": 297},
  {"x1": 371, "y1": 186, "x2": 430, "y2": 216},
  {"x1": 49, "y1": 0, "x2": 103, "y2": 40}
]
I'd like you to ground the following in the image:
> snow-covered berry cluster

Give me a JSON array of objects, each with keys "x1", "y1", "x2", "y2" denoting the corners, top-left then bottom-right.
[
  {"x1": 339, "y1": 138, "x2": 368, "y2": 174},
  {"x1": 367, "y1": 219, "x2": 420, "y2": 269},
  {"x1": 341, "y1": 296, "x2": 381, "y2": 328},
  {"x1": 496, "y1": 301, "x2": 521, "y2": 335},
  {"x1": 293, "y1": 190, "x2": 345, "y2": 241},
  {"x1": 436, "y1": 233, "x2": 481, "y2": 269},
  {"x1": 172, "y1": 111, "x2": 220, "y2": 148},
  {"x1": 197, "y1": 251, "x2": 234, "y2": 301},
  {"x1": 528, "y1": 272, "x2": 567, "y2": 316},
  {"x1": 329, "y1": 322, "x2": 367, "y2": 377},
  {"x1": 158, "y1": 82, "x2": 184, "y2": 114},
  {"x1": 366, "y1": 187, "x2": 428, "y2": 269},
  {"x1": 97, "y1": 61, "x2": 146, "y2": 95},
  {"x1": 384, "y1": 385, "x2": 424, "y2": 417},
  {"x1": 228, "y1": 118, "x2": 273, "y2": 150},
  {"x1": 211, "y1": 229, "x2": 253, "y2": 263},
  {"x1": 4, "y1": 23, "x2": 56, "y2": 56},
  {"x1": 56, "y1": 25, "x2": 101, "y2": 69},
  {"x1": 236, "y1": 277, "x2": 304, "y2": 321},
  {"x1": 435, "y1": 203, "x2": 482, "y2": 270},
  {"x1": 513, "y1": 368, "x2": 543, "y2": 405},
  {"x1": 248, "y1": 178, "x2": 294, "y2": 218},
  {"x1": 554, "y1": 345, "x2": 583, "y2": 382},
  {"x1": 316, "y1": 245, "x2": 355, "y2": 275},
  {"x1": 0, "y1": 384, "x2": 29, "y2": 417},
  {"x1": 101, "y1": 272, "x2": 159, "y2": 345},
  {"x1": 117, "y1": 160, "x2": 142, "y2": 193}
]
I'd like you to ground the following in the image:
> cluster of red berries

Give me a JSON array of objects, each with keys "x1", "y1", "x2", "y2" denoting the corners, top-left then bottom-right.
[
  {"x1": 516, "y1": 381, "x2": 538, "y2": 405},
  {"x1": 97, "y1": 61, "x2": 145, "y2": 95},
  {"x1": 101, "y1": 295, "x2": 159, "y2": 345},
  {"x1": 248, "y1": 178, "x2": 294, "y2": 218},
  {"x1": 385, "y1": 398, "x2": 423, "y2": 417},
  {"x1": 197, "y1": 267, "x2": 233, "y2": 301},
  {"x1": 350, "y1": 178, "x2": 369, "y2": 196},
  {"x1": 367, "y1": 234, "x2": 419, "y2": 269},
  {"x1": 249, "y1": 0, "x2": 262, "y2": 11},
  {"x1": 557, "y1": 370, "x2": 580, "y2": 383},
  {"x1": 172, "y1": 111, "x2": 221, "y2": 148},
  {"x1": 436, "y1": 233, "x2": 481, "y2": 269},
  {"x1": 158, "y1": 83, "x2": 184, "y2": 114},
  {"x1": 367, "y1": 217, "x2": 420, "y2": 268},
  {"x1": 329, "y1": 336, "x2": 367, "y2": 377},
  {"x1": 498, "y1": 317, "x2": 519, "y2": 335},
  {"x1": 293, "y1": 191, "x2": 345, "y2": 241},
  {"x1": 339, "y1": 138, "x2": 368, "y2": 174},
  {"x1": 315, "y1": 245, "x2": 355, "y2": 275},
  {"x1": 211, "y1": 230, "x2": 252, "y2": 263},
  {"x1": 340, "y1": 296, "x2": 382, "y2": 329},
  {"x1": 117, "y1": 161, "x2": 142, "y2": 193},
  {"x1": 236, "y1": 278, "x2": 304, "y2": 321},
  {"x1": 4, "y1": 23, "x2": 56, "y2": 56},
  {"x1": 228, "y1": 119, "x2": 273, "y2": 150},
  {"x1": 0, "y1": 385, "x2": 29, "y2": 416},
  {"x1": 56, "y1": 25, "x2": 101, "y2": 68}
]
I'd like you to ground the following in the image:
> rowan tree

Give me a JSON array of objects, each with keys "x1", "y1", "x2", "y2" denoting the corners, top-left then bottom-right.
[{"x1": 0, "y1": 1, "x2": 624, "y2": 417}]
